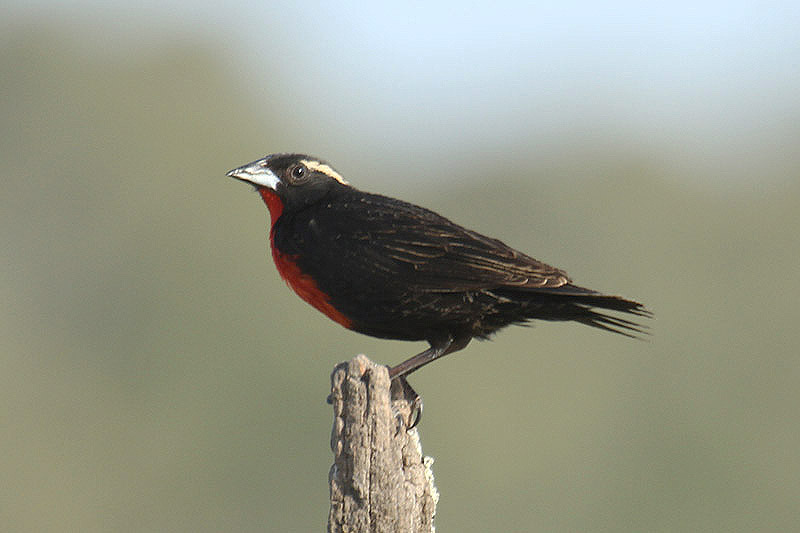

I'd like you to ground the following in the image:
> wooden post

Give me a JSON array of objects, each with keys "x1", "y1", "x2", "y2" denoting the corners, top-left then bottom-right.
[{"x1": 328, "y1": 355, "x2": 438, "y2": 533}]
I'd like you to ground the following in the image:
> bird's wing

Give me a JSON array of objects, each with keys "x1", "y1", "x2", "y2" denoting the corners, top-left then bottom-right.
[{"x1": 308, "y1": 192, "x2": 572, "y2": 293}]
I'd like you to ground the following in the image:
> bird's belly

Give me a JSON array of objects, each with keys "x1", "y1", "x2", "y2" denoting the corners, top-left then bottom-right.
[{"x1": 327, "y1": 287, "x2": 517, "y2": 342}]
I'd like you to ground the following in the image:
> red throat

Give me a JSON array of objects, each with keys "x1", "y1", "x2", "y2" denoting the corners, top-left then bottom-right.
[
  {"x1": 258, "y1": 187, "x2": 353, "y2": 330},
  {"x1": 258, "y1": 188, "x2": 284, "y2": 225}
]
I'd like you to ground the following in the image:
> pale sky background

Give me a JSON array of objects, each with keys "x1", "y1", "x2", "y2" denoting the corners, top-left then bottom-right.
[{"x1": 4, "y1": 1, "x2": 798, "y2": 187}]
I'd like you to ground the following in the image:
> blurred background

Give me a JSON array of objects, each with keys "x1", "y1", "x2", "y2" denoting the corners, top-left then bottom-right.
[{"x1": 2, "y1": 1, "x2": 799, "y2": 531}]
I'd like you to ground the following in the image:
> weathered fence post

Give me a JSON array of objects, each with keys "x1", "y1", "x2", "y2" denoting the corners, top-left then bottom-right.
[{"x1": 328, "y1": 355, "x2": 438, "y2": 533}]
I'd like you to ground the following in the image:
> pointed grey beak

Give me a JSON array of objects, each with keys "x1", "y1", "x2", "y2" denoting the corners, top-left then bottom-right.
[{"x1": 226, "y1": 160, "x2": 280, "y2": 190}]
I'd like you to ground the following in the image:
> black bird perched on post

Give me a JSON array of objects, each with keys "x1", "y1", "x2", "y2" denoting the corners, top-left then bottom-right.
[{"x1": 228, "y1": 153, "x2": 650, "y2": 382}]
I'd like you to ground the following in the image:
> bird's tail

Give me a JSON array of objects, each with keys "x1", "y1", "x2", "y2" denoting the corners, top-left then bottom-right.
[{"x1": 517, "y1": 284, "x2": 652, "y2": 338}]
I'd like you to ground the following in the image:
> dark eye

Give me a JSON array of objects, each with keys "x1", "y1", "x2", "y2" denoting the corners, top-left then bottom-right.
[{"x1": 290, "y1": 164, "x2": 307, "y2": 182}]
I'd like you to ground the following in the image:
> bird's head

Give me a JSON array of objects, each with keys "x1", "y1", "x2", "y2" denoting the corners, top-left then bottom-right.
[{"x1": 227, "y1": 153, "x2": 349, "y2": 222}]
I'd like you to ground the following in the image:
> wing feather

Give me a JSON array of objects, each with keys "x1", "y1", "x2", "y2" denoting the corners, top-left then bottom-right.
[{"x1": 307, "y1": 192, "x2": 571, "y2": 293}]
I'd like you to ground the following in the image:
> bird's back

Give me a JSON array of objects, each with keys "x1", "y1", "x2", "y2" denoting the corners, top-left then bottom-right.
[{"x1": 271, "y1": 187, "x2": 648, "y2": 341}]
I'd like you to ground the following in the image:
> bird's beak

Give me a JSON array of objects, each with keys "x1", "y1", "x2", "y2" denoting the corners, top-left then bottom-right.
[{"x1": 226, "y1": 160, "x2": 280, "y2": 190}]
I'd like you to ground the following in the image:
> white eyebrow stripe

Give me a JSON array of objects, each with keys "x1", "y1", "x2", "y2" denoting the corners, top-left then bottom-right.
[{"x1": 301, "y1": 159, "x2": 349, "y2": 185}]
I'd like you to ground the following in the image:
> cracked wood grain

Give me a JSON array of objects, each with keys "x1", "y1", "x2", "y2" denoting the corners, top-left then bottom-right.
[{"x1": 328, "y1": 355, "x2": 438, "y2": 533}]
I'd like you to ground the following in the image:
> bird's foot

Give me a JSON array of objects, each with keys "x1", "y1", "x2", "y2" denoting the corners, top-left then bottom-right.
[{"x1": 390, "y1": 373, "x2": 423, "y2": 432}]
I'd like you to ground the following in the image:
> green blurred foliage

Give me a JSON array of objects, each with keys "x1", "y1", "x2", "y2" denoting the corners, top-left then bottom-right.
[{"x1": 2, "y1": 28, "x2": 799, "y2": 532}]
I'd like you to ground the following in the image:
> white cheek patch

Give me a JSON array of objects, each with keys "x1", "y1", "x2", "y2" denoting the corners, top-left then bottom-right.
[{"x1": 301, "y1": 159, "x2": 349, "y2": 185}]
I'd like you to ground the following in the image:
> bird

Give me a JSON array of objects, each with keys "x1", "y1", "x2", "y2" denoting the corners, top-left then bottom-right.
[{"x1": 227, "y1": 153, "x2": 650, "y2": 384}]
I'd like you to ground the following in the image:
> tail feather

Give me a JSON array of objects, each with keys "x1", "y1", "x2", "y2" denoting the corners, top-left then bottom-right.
[
  {"x1": 513, "y1": 284, "x2": 653, "y2": 338},
  {"x1": 574, "y1": 308, "x2": 650, "y2": 338}
]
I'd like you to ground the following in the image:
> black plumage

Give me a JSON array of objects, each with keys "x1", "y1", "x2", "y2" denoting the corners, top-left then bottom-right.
[{"x1": 228, "y1": 153, "x2": 651, "y2": 380}]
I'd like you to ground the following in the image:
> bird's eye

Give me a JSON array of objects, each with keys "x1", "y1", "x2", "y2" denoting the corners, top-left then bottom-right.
[{"x1": 290, "y1": 164, "x2": 307, "y2": 182}]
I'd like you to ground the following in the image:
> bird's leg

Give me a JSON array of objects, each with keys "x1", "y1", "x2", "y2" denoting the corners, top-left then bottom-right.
[
  {"x1": 388, "y1": 333, "x2": 471, "y2": 380},
  {"x1": 388, "y1": 337, "x2": 449, "y2": 381},
  {"x1": 387, "y1": 333, "x2": 472, "y2": 429}
]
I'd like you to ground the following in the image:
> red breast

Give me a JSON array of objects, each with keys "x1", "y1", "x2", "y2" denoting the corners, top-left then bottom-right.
[{"x1": 259, "y1": 188, "x2": 353, "y2": 329}]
